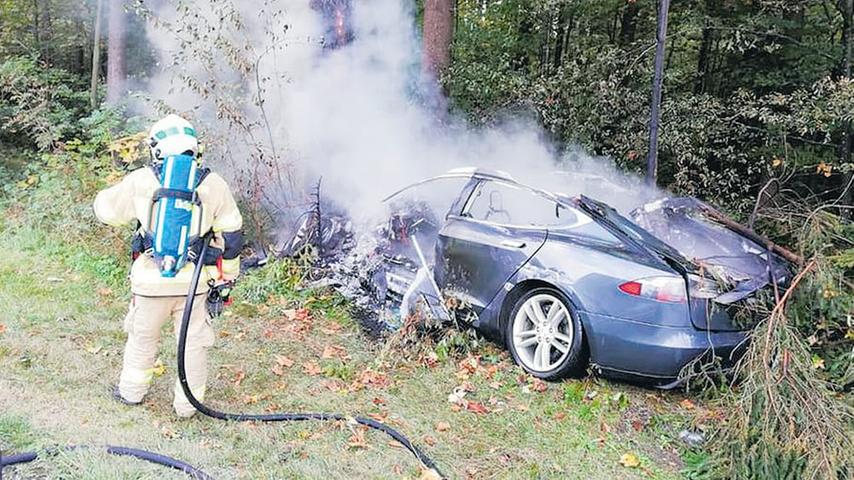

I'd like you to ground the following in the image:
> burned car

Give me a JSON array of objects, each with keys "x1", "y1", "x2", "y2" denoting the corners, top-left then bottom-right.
[
  {"x1": 277, "y1": 168, "x2": 791, "y2": 384},
  {"x1": 346, "y1": 168, "x2": 790, "y2": 385}
]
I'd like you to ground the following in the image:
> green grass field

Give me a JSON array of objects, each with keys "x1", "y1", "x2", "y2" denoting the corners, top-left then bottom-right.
[{"x1": 0, "y1": 164, "x2": 706, "y2": 479}]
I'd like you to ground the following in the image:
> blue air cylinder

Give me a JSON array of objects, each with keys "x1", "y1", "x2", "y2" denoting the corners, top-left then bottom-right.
[{"x1": 152, "y1": 154, "x2": 202, "y2": 277}]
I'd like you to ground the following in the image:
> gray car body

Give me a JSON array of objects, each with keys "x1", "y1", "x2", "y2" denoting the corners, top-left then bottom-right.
[{"x1": 383, "y1": 168, "x2": 763, "y2": 384}]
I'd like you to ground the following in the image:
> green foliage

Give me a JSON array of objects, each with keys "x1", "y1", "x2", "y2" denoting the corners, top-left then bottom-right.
[
  {"x1": 448, "y1": 0, "x2": 853, "y2": 212},
  {"x1": 0, "y1": 413, "x2": 36, "y2": 450},
  {"x1": 0, "y1": 56, "x2": 90, "y2": 150}
]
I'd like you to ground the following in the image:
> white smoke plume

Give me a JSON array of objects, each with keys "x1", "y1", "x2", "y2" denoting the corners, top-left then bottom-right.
[{"x1": 141, "y1": 0, "x2": 660, "y2": 236}]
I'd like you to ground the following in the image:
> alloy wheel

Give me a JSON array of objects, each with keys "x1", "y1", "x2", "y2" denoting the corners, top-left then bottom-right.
[{"x1": 511, "y1": 293, "x2": 574, "y2": 372}]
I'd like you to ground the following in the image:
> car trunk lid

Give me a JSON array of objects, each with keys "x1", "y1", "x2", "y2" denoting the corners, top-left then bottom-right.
[{"x1": 630, "y1": 197, "x2": 791, "y2": 331}]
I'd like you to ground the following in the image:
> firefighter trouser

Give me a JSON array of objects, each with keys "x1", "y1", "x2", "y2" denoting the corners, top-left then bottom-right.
[{"x1": 118, "y1": 293, "x2": 214, "y2": 417}]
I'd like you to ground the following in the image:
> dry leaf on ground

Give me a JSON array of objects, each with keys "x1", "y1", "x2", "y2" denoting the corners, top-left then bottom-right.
[
  {"x1": 321, "y1": 344, "x2": 348, "y2": 360},
  {"x1": 275, "y1": 355, "x2": 294, "y2": 367},
  {"x1": 346, "y1": 428, "x2": 368, "y2": 450},
  {"x1": 465, "y1": 401, "x2": 490, "y2": 414},
  {"x1": 302, "y1": 362, "x2": 322, "y2": 376},
  {"x1": 619, "y1": 452, "x2": 640, "y2": 468},
  {"x1": 233, "y1": 368, "x2": 246, "y2": 387}
]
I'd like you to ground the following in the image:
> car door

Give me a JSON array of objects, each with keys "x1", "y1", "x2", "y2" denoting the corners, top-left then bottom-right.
[{"x1": 435, "y1": 179, "x2": 562, "y2": 312}]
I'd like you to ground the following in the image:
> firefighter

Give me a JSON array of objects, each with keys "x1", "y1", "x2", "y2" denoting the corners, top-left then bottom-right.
[{"x1": 93, "y1": 114, "x2": 243, "y2": 417}]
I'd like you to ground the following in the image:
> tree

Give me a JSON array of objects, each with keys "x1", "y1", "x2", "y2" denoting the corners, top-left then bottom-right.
[
  {"x1": 89, "y1": 0, "x2": 103, "y2": 109},
  {"x1": 840, "y1": 0, "x2": 853, "y2": 217},
  {"x1": 422, "y1": 0, "x2": 454, "y2": 85},
  {"x1": 106, "y1": 0, "x2": 126, "y2": 104},
  {"x1": 646, "y1": 0, "x2": 670, "y2": 186}
]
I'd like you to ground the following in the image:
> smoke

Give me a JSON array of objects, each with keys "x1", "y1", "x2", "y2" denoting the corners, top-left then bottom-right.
[{"x1": 141, "y1": 0, "x2": 660, "y2": 234}]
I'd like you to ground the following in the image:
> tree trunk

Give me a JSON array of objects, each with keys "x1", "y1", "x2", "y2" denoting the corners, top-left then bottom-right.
[
  {"x1": 106, "y1": 0, "x2": 126, "y2": 105},
  {"x1": 552, "y1": 7, "x2": 568, "y2": 70},
  {"x1": 32, "y1": 0, "x2": 41, "y2": 58},
  {"x1": 90, "y1": 0, "x2": 103, "y2": 109},
  {"x1": 42, "y1": 0, "x2": 53, "y2": 64},
  {"x1": 840, "y1": 0, "x2": 853, "y2": 217},
  {"x1": 695, "y1": 25, "x2": 713, "y2": 94},
  {"x1": 423, "y1": 0, "x2": 454, "y2": 83},
  {"x1": 646, "y1": 0, "x2": 670, "y2": 186},
  {"x1": 619, "y1": 0, "x2": 641, "y2": 46}
]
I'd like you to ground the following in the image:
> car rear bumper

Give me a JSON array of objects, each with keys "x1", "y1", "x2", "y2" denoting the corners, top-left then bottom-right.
[{"x1": 580, "y1": 311, "x2": 748, "y2": 381}]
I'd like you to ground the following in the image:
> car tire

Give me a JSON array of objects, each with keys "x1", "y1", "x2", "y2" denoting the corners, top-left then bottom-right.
[{"x1": 504, "y1": 287, "x2": 586, "y2": 380}]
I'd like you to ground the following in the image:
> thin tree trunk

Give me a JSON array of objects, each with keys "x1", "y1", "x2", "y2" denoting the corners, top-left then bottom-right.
[
  {"x1": 552, "y1": 7, "x2": 567, "y2": 70},
  {"x1": 646, "y1": 0, "x2": 670, "y2": 186},
  {"x1": 43, "y1": 0, "x2": 53, "y2": 64},
  {"x1": 423, "y1": 0, "x2": 454, "y2": 83},
  {"x1": 32, "y1": 0, "x2": 41, "y2": 58},
  {"x1": 619, "y1": 0, "x2": 641, "y2": 46},
  {"x1": 106, "y1": 0, "x2": 126, "y2": 105},
  {"x1": 840, "y1": 0, "x2": 853, "y2": 217},
  {"x1": 90, "y1": 0, "x2": 103, "y2": 109},
  {"x1": 695, "y1": 24, "x2": 713, "y2": 94}
]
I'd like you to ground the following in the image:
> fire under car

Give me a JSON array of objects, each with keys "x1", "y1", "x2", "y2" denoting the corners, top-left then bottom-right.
[{"x1": 355, "y1": 167, "x2": 791, "y2": 386}]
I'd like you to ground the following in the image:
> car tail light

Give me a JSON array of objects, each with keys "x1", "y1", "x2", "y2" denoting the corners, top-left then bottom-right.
[
  {"x1": 687, "y1": 274, "x2": 720, "y2": 299},
  {"x1": 618, "y1": 276, "x2": 688, "y2": 303}
]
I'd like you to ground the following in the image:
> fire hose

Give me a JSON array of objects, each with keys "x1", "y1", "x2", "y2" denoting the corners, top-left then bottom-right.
[
  {"x1": 0, "y1": 445, "x2": 213, "y2": 479},
  {"x1": 174, "y1": 234, "x2": 445, "y2": 477},
  {"x1": 1, "y1": 235, "x2": 444, "y2": 479}
]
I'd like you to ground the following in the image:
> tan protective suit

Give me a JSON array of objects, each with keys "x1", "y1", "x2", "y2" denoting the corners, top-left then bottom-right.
[{"x1": 94, "y1": 166, "x2": 242, "y2": 416}]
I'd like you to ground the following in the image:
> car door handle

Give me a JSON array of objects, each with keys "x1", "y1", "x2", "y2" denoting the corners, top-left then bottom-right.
[{"x1": 501, "y1": 240, "x2": 526, "y2": 249}]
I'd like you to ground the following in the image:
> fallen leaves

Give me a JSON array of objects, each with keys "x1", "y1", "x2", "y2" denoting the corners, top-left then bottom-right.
[
  {"x1": 435, "y1": 421, "x2": 450, "y2": 432},
  {"x1": 232, "y1": 368, "x2": 246, "y2": 387},
  {"x1": 464, "y1": 401, "x2": 490, "y2": 415},
  {"x1": 271, "y1": 355, "x2": 294, "y2": 376},
  {"x1": 302, "y1": 361, "x2": 322, "y2": 376},
  {"x1": 420, "y1": 351, "x2": 439, "y2": 368},
  {"x1": 160, "y1": 425, "x2": 179, "y2": 439},
  {"x1": 619, "y1": 452, "x2": 640, "y2": 468},
  {"x1": 0, "y1": 324, "x2": 6, "y2": 335},
  {"x1": 346, "y1": 427, "x2": 369, "y2": 450},
  {"x1": 679, "y1": 398, "x2": 696, "y2": 410},
  {"x1": 148, "y1": 359, "x2": 167, "y2": 377},
  {"x1": 816, "y1": 161, "x2": 833, "y2": 177},
  {"x1": 350, "y1": 369, "x2": 390, "y2": 391},
  {"x1": 530, "y1": 378, "x2": 548, "y2": 393},
  {"x1": 321, "y1": 344, "x2": 348, "y2": 360}
]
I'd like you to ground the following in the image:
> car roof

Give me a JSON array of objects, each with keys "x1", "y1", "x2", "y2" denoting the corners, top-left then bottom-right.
[{"x1": 382, "y1": 167, "x2": 521, "y2": 202}]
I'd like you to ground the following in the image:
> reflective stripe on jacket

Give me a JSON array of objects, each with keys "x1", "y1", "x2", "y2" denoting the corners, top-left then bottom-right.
[{"x1": 94, "y1": 167, "x2": 243, "y2": 296}]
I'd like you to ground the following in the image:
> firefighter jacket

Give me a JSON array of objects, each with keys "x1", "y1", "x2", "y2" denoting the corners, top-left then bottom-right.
[{"x1": 93, "y1": 166, "x2": 243, "y2": 296}]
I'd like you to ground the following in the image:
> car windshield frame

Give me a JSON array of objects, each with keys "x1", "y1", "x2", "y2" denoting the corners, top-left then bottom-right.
[{"x1": 577, "y1": 195, "x2": 695, "y2": 271}]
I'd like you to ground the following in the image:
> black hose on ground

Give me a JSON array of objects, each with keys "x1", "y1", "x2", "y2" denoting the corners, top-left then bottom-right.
[
  {"x1": 0, "y1": 445, "x2": 213, "y2": 479},
  {"x1": 176, "y1": 236, "x2": 445, "y2": 478}
]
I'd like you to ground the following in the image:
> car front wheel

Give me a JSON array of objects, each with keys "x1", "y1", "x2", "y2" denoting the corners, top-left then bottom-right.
[{"x1": 505, "y1": 287, "x2": 586, "y2": 380}]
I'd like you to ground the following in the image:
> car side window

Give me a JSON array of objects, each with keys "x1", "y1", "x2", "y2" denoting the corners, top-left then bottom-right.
[{"x1": 464, "y1": 181, "x2": 576, "y2": 227}]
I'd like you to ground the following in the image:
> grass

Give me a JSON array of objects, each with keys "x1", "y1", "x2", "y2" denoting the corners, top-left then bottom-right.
[{"x1": 0, "y1": 163, "x2": 706, "y2": 479}]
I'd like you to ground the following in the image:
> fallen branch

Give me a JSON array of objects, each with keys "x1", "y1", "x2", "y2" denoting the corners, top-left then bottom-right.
[{"x1": 697, "y1": 202, "x2": 805, "y2": 265}]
